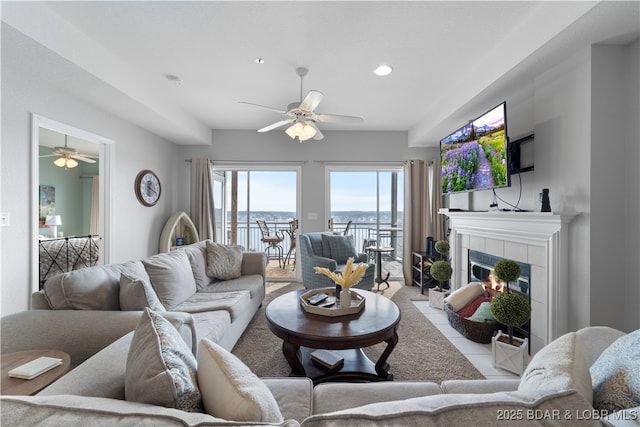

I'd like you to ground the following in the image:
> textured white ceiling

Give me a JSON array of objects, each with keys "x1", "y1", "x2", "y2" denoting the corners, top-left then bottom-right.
[{"x1": 3, "y1": 1, "x2": 639, "y2": 147}]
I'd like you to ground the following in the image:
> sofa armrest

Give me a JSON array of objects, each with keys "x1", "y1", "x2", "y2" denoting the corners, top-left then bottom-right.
[
  {"x1": 0, "y1": 310, "x2": 196, "y2": 366},
  {"x1": 440, "y1": 379, "x2": 520, "y2": 394},
  {"x1": 305, "y1": 254, "x2": 338, "y2": 270},
  {"x1": 241, "y1": 251, "x2": 267, "y2": 280}
]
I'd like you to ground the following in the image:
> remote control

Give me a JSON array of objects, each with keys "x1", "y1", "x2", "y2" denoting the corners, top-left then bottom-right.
[{"x1": 308, "y1": 293, "x2": 328, "y2": 305}]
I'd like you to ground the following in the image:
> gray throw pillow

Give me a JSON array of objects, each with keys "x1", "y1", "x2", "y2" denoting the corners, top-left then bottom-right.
[
  {"x1": 125, "y1": 308, "x2": 202, "y2": 412},
  {"x1": 119, "y1": 273, "x2": 166, "y2": 311},
  {"x1": 321, "y1": 234, "x2": 357, "y2": 264},
  {"x1": 143, "y1": 251, "x2": 197, "y2": 309},
  {"x1": 205, "y1": 241, "x2": 243, "y2": 280},
  {"x1": 590, "y1": 329, "x2": 640, "y2": 413}
]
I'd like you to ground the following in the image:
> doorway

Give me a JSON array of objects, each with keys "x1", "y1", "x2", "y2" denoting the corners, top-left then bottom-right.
[{"x1": 31, "y1": 115, "x2": 114, "y2": 293}]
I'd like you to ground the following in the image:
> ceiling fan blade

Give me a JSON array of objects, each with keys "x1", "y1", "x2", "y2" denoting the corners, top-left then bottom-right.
[
  {"x1": 299, "y1": 90, "x2": 324, "y2": 112},
  {"x1": 306, "y1": 122, "x2": 324, "y2": 141},
  {"x1": 258, "y1": 119, "x2": 293, "y2": 133},
  {"x1": 71, "y1": 154, "x2": 96, "y2": 163},
  {"x1": 239, "y1": 101, "x2": 287, "y2": 114},
  {"x1": 316, "y1": 113, "x2": 364, "y2": 124},
  {"x1": 39, "y1": 154, "x2": 59, "y2": 158}
]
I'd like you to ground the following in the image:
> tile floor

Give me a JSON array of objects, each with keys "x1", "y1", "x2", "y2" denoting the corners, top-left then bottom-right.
[{"x1": 413, "y1": 301, "x2": 520, "y2": 380}]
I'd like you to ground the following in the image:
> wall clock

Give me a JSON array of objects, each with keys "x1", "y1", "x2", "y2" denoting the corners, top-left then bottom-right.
[{"x1": 134, "y1": 169, "x2": 161, "y2": 207}]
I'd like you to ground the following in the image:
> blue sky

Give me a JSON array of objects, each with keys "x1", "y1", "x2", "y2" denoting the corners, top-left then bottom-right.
[{"x1": 228, "y1": 170, "x2": 403, "y2": 212}]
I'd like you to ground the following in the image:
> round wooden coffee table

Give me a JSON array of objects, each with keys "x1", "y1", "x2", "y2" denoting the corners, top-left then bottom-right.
[
  {"x1": 266, "y1": 289, "x2": 400, "y2": 384},
  {"x1": 1, "y1": 349, "x2": 71, "y2": 395}
]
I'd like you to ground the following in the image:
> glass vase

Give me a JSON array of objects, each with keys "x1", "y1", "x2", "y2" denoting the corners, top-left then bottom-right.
[{"x1": 339, "y1": 288, "x2": 352, "y2": 308}]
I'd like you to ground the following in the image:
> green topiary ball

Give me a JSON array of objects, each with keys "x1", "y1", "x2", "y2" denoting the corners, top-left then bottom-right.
[
  {"x1": 494, "y1": 259, "x2": 521, "y2": 283},
  {"x1": 430, "y1": 260, "x2": 452, "y2": 282},
  {"x1": 434, "y1": 240, "x2": 450, "y2": 256},
  {"x1": 490, "y1": 292, "x2": 531, "y2": 328}
]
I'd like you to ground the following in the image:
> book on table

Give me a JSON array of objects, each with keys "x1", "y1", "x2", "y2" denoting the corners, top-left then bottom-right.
[
  {"x1": 8, "y1": 356, "x2": 63, "y2": 380},
  {"x1": 310, "y1": 349, "x2": 344, "y2": 371}
]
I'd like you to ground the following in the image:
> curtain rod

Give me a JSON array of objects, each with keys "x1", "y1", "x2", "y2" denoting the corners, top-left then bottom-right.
[
  {"x1": 313, "y1": 160, "x2": 405, "y2": 166},
  {"x1": 185, "y1": 159, "x2": 307, "y2": 165}
]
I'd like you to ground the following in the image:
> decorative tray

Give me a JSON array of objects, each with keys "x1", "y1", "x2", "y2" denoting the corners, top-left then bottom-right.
[{"x1": 300, "y1": 287, "x2": 365, "y2": 317}]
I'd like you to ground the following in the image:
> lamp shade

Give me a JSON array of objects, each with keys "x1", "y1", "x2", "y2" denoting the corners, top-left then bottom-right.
[{"x1": 45, "y1": 215, "x2": 62, "y2": 226}]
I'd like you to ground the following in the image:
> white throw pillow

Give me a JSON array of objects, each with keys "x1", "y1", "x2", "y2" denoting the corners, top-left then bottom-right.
[
  {"x1": 518, "y1": 332, "x2": 593, "y2": 405},
  {"x1": 197, "y1": 338, "x2": 283, "y2": 423},
  {"x1": 443, "y1": 282, "x2": 485, "y2": 312}
]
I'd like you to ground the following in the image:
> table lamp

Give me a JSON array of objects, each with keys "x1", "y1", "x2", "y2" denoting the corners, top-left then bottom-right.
[{"x1": 45, "y1": 215, "x2": 62, "y2": 238}]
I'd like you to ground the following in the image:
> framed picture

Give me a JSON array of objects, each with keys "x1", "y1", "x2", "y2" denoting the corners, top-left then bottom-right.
[{"x1": 39, "y1": 185, "x2": 56, "y2": 227}]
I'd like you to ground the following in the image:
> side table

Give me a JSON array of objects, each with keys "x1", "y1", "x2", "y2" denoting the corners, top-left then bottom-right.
[
  {"x1": 1, "y1": 349, "x2": 71, "y2": 395},
  {"x1": 366, "y1": 246, "x2": 394, "y2": 291}
]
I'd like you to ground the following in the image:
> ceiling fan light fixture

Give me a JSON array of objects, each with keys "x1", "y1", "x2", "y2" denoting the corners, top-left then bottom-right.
[
  {"x1": 299, "y1": 123, "x2": 317, "y2": 142},
  {"x1": 54, "y1": 157, "x2": 67, "y2": 167},
  {"x1": 66, "y1": 158, "x2": 79, "y2": 168},
  {"x1": 285, "y1": 121, "x2": 316, "y2": 142},
  {"x1": 373, "y1": 64, "x2": 393, "y2": 76}
]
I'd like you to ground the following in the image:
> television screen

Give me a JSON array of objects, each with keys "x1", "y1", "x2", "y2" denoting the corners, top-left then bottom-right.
[{"x1": 440, "y1": 102, "x2": 509, "y2": 194}]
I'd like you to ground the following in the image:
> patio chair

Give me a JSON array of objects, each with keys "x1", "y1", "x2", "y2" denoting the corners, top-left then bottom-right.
[
  {"x1": 256, "y1": 219, "x2": 284, "y2": 268},
  {"x1": 283, "y1": 219, "x2": 297, "y2": 270}
]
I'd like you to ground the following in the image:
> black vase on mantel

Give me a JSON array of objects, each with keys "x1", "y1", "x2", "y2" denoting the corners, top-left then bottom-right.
[{"x1": 540, "y1": 189, "x2": 551, "y2": 212}]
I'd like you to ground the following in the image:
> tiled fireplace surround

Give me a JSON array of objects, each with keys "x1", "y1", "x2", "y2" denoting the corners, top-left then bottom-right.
[{"x1": 441, "y1": 211, "x2": 577, "y2": 355}]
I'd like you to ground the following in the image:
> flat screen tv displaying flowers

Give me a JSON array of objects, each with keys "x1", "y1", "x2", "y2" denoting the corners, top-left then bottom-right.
[{"x1": 440, "y1": 102, "x2": 510, "y2": 194}]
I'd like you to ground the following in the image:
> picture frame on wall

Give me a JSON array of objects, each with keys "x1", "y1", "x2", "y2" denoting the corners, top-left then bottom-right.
[{"x1": 39, "y1": 185, "x2": 55, "y2": 227}]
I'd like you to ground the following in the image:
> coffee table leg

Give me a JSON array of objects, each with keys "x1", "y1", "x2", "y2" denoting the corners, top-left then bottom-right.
[
  {"x1": 282, "y1": 341, "x2": 305, "y2": 376},
  {"x1": 375, "y1": 330, "x2": 398, "y2": 379}
]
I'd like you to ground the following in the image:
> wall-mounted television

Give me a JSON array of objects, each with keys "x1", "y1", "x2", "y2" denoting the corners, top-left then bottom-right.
[{"x1": 440, "y1": 102, "x2": 510, "y2": 194}]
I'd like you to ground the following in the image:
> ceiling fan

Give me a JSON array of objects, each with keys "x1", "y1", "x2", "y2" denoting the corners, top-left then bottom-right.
[
  {"x1": 40, "y1": 135, "x2": 98, "y2": 169},
  {"x1": 240, "y1": 67, "x2": 363, "y2": 142}
]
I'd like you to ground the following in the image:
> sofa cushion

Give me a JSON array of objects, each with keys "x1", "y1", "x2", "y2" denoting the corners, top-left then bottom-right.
[
  {"x1": 119, "y1": 273, "x2": 166, "y2": 311},
  {"x1": 173, "y1": 290, "x2": 251, "y2": 321},
  {"x1": 1, "y1": 395, "x2": 299, "y2": 427},
  {"x1": 443, "y1": 282, "x2": 485, "y2": 312},
  {"x1": 200, "y1": 274, "x2": 265, "y2": 300},
  {"x1": 206, "y1": 241, "x2": 244, "y2": 280},
  {"x1": 125, "y1": 308, "x2": 202, "y2": 412},
  {"x1": 190, "y1": 311, "x2": 232, "y2": 346},
  {"x1": 143, "y1": 251, "x2": 197, "y2": 309},
  {"x1": 301, "y1": 389, "x2": 593, "y2": 426},
  {"x1": 321, "y1": 234, "x2": 357, "y2": 264},
  {"x1": 179, "y1": 241, "x2": 211, "y2": 290},
  {"x1": 43, "y1": 260, "x2": 148, "y2": 310},
  {"x1": 518, "y1": 331, "x2": 592, "y2": 405},
  {"x1": 197, "y1": 338, "x2": 283, "y2": 423},
  {"x1": 590, "y1": 329, "x2": 640, "y2": 413}
]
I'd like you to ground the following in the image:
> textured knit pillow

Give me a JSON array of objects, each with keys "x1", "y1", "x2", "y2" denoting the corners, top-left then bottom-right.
[
  {"x1": 321, "y1": 234, "x2": 357, "y2": 264},
  {"x1": 590, "y1": 329, "x2": 640, "y2": 413},
  {"x1": 467, "y1": 301, "x2": 495, "y2": 322},
  {"x1": 119, "y1": 274, "x2": 166, "y2": 311},
  {"x1": 125, "y1": 308, "x2": 202, "y2": 412},
  {"x1": 519, "y1": 332, "x2": 593, "y2": 405},
  {"x1": 197, "y1": 338, "x2": 283, "y2": 423},
  {"x1": 205, "y1": 241, "x2": 243, "y2": 280}
]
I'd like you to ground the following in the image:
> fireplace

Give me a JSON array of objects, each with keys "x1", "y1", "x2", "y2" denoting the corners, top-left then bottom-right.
[
  {"x1": 468, "y1": 249, "x2": 530, "y2": 343},
  {"x1": 440, "y1": 210, "x2": 577, "y2": 355}
]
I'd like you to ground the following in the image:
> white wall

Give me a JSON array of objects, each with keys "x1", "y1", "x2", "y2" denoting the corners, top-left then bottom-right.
[
  {"x1": 176, "y1": 130, "x2": 436, "y2": 236},
  {"x1": 1, "y1": 51, "x2": 180, "y2": 316}
]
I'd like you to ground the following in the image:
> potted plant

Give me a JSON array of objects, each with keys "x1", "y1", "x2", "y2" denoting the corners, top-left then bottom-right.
[
  {"x1": 490, "y1": 259, "x2": 531, "y2": 374},
  {"x1": 428, "y1": 240, "x2": 452, "y2": 309}
]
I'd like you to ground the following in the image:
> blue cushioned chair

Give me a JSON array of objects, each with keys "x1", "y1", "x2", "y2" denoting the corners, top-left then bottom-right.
[{"x1": 299, "y1": 232, "x2": 375, "y2": 290}]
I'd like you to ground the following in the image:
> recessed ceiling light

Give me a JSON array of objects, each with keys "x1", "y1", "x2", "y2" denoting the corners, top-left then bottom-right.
[
  {"x1": 255, "y1": 58, "x2": 265, "y2": 64},
  {"x1": 373, "y1": 65, "x2": 393, "y2": 76}
]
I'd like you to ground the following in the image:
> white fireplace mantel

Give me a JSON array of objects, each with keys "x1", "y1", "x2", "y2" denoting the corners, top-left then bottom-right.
[{"x1": 440, "y1": 210, "x2": 578, "y2": 354}]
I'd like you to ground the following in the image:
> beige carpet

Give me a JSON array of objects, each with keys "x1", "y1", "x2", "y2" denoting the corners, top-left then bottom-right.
[{"x1": 232, "y1": 281, "x2": 485, "y2": 382}]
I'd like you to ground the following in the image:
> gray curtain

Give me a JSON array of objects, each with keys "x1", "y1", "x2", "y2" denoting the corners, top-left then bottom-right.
[
  {"x1": 190, "y1": 158, "x2": 216, "y2": 241},
  {"x1": 403, "y1": 159, "x2": 443, "y2": 283}
]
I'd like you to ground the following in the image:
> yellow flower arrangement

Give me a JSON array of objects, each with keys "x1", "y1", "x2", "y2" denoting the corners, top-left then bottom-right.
[{"x1": 314, "y1": 257, "x2": 369, "y2": 289}]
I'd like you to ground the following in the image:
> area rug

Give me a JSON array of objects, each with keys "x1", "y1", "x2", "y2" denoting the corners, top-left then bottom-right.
[{"x1": 232, "y1": 281, "x2": 485, "y2": 382}]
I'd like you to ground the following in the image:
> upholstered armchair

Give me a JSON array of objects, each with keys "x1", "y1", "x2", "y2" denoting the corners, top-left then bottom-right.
[{"x1": 299, "y1": 232, "x2": 375, "y2": 290}]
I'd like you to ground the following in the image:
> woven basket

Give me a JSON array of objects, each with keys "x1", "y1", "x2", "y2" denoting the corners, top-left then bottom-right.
[{"x1": 444, "y1": 302, "x2": 498, "y2": 344}]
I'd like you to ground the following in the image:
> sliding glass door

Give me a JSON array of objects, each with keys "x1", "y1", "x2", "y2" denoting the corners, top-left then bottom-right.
[
  {"x1": 328, "y1": 167, "x2": 404, "y2": 279},
  {"x1": 212, "y1": 167, "x2": 300, "y2": 282}
]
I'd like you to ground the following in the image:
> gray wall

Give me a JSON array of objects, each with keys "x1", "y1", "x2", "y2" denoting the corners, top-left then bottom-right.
[{"x1": 1, "y1": 50, "x2": 180, "y2": 315}]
